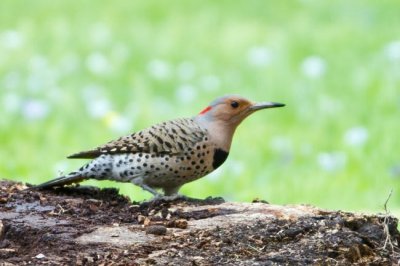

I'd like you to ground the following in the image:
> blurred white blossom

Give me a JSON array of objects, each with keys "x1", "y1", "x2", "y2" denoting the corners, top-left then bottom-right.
[
  {"x1": 82, "y1": 84, "x2": 104, "y2": 102},
  {"x1": 317, "y1": 152, "x2": 347, "y2": 172},
  {"x1": 87, "y1": 98, "x2": 112, "y2": 119},
  {"x1": 90, "y1": 23, "x2": 111, "y2": 46},
  {"x1": 26, "y1": 74, "x2": 44, "y2": 92},
  {"x1": 147, "y1": 59, "x2": 171, "y2": 80},
  {"x1": 344, "y1": 126, "x2": 369, "y2": 147},
  {"x1": 21, "y1": 99, "x2": 50, "y2": 121},
  {"x1": 2, "y1": 93, "x2": 21, "y2": 113},
  {"x1": 103, "y1": 112, "x2": 131, "y2": 133},
  {"x1": 86, "y1": 52, "x2": 111, "y2": 75},
  {"x1": 207, "y1": 167, "x2": 223, "y2": 181},
  {"x1": 247, "y1": 46, "x2": 272, "y2": 67},
  {"x1": 270, "y1": 136, "x2": 292, "y2": 152},
  {"x1": 82, "y1": 85, "x2": 111, "y2": 119},
  {"x1": 175, "y1": 84, "x2": 197, "y2": 103},
  {"x1": 228, "y1": 159, "x2": 245, "y2": 176},
  {"x1": 301, "y1": 56, "x2": 326, "y2": 78},
  {"x1": 384, "y1": 40, "x2": 400, "y2": 61},
  {"x1": 1, "y1": 30, "x2": 24, "y2": 49},
  {"x1": 25, "y1": 55, "x2": 56, "y2": 92}
]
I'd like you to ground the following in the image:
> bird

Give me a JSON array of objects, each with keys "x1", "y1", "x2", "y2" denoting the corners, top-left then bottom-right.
[{"x1": 34, "y1": 95, "x2": 285, "y2": 197}]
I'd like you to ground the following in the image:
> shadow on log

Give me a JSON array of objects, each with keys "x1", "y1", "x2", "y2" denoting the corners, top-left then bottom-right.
[{"x1": 0, "y1": 180, "x2": 399, "y2": 265}]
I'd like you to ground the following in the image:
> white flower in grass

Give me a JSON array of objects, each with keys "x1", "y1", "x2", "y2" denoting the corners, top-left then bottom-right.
[
  {"x1": 207, "y1": 167, "x2": 223, "y2": 182},
  {"x1": 82, "y1": 84, "x2": 104, "y2": 103},
  {"x1": 247, "y1": 46, "x2": 272, "y2": 67},
  {"x1": 317, "y1": 152, "x2": 347, "y2": 172},
  {"x1": 3, "y1": 93, "x2": 21, "y2": 113},
  {"x1": 26, "y1": 74, "x2": 44, "y2": 92},
  {"x1": 1, "y1": 30, "x2": 23, "y2": 49},
  {"x1": 301, "y1": 56, "x2": 326, "y2": 79},
  {"x1": 175, "y1": 84, "x2": 197, "y2": 104},
  {"x1": 103, "y1": 112, "x2": 131, "y2": 133},
  {"x1": 147, "y1": 59, "x2": 171, "y2": 80},
  {"x1": 270, "y1": 136, "x2": 292, "y2": 152},
  {"x1": 228, "y1": 159, "x2": 245, "y2": 176},
  {"x1": 110, "y1": 115, "x2": 131, "y2": 133},
  {"x1": 344, "y1": 126, "x2": 368, "y2": 147},
  {"x1": 21, "y1": 99, "x2": 50, "y2": 121},
  {"x1": 90, "y1": 23, "x2": 111, "y2": 45},
  {"x1": 87, "y1": 98, "x2": 112, "y2": 119},
  {"x1": 86, "y1": 52, "x2": 111, "y2": 75},
  {"x1": 384, "y1": 40, "x2": 400, "y2": 61}
]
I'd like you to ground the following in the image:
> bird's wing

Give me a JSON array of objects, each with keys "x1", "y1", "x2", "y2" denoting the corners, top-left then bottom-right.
[{"x1": 67, "y1": 118, "x2": 207, "y2": 159}]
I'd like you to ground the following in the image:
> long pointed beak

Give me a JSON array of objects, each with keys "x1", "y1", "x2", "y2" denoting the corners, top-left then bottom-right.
[{"x1": 249, "y1": 102, "x2": 285, "y2": 111}]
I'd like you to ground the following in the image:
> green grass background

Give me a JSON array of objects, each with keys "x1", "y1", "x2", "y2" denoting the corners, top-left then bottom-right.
[{"x1": 1, "y1": 0, "x2": 399, "y2": 213}]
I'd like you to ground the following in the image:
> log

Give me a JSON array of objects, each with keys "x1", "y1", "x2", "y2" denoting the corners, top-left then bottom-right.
[{"x1": 0, "y1": 180, "x2": 399, "y2": 265}]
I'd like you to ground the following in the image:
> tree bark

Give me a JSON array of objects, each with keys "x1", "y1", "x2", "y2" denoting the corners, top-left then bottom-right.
[{"x1": 0, "y1": 180, "x2": 399, "y2": 265}]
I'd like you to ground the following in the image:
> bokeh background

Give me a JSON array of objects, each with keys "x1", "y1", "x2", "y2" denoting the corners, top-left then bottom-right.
[{"x1": 1, "y1": 0, "x2": 399, "y2": 213}]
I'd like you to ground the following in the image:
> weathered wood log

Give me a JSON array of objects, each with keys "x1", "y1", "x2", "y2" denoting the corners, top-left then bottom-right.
[{"x1": 0, "y1": 180, "x2": 399, "y2": 265}]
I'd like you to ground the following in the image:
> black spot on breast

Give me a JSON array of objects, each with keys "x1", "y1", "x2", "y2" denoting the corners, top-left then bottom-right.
[
  {"x1": 165, "y1": 141, "x2": 172, "y2": 148},
  {"x1": 156, "y1": 135, "x2": 164, "y2": 144},
  {"x1": 212, "y1": 148, "x2": 229, "y2": 169}
]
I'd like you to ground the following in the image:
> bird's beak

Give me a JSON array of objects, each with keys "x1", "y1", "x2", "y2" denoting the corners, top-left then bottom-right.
[{"x1": 249, "y1": 102, "x2": 285, "y2": 111}]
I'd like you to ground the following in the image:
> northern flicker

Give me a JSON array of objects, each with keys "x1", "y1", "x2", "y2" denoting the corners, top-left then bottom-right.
[{"x1": 34, "y1": 95, "x2": 284, "y2": 196}]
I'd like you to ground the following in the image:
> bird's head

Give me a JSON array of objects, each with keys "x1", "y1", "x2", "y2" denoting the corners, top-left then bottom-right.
[
  {"x1": 197, "y1": 95, "x2": 285, "y2": 127},
  {"x1": 194, "y1": 94, "x2": 285, "y2": 151}
]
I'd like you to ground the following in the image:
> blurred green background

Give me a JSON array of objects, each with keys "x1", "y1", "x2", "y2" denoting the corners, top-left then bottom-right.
[{"x1": 1, "y1": 0, "x2": 399, "y2": 213}]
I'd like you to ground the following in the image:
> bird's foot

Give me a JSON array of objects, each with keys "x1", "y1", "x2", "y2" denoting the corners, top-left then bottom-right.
[
  {"x1": 146, "y1": 193, "x2": 187, "y2": 202},
  {"x1": 158, "y1": 194, "x2": 189, "y2": 201},
  {"x1": 139, "y1": 194, "x2": 188, "y2": 206}
]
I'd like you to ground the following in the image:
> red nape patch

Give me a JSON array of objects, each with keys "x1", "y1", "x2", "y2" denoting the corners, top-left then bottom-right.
[{"x1": 199, "y1": 106, "x2": 212, "y2": 115}]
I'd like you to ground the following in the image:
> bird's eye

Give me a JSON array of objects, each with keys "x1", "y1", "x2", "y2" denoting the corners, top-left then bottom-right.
[{"x1": 230, "y1": 101, "x2": 239, "y2": 108}]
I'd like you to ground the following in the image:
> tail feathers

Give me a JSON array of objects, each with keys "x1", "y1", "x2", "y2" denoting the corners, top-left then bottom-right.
[{"x1": 33, "y1": 173, "x2": 87, "y2": 189}]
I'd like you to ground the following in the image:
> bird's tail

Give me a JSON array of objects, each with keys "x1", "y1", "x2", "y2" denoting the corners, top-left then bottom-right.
[{"x1": 32, "y1": 172, "x2": 87, "y2": 189}]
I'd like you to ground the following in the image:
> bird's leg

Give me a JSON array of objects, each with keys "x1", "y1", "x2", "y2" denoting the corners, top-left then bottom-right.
[
  {"x1": 130, "y1": 177, "x2": 162, "y2": 197},
  {"x1": 138, "y1": 183, "x2": 163, "y2": 197}
]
